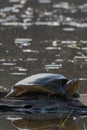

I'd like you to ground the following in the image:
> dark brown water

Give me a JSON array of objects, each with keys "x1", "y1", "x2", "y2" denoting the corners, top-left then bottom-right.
[{"x1": 0, "y1": 0, "x2": 87, "y2": 129}]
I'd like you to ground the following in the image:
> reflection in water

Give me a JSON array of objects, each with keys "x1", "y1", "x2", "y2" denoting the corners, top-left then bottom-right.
[
  {"x1": 9, "y1": 117, "x2": 79, "y2": 130},
  {"x1": 0, "y1": 0, "x2": 87, "y2": 129},
  {"x1": 3, "y1": 114, "x2": 85, "y2": 130}
]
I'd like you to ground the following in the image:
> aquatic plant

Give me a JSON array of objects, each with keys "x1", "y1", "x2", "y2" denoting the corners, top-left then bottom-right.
[
  {"x1": 61, "y1": 109, "x2": 74, "y2": 127},
  {"x1": 83, "y1": 123, "x2": 86, "y2": 130}
]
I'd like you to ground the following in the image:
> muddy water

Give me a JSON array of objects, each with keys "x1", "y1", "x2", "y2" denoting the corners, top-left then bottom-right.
[{"x1": 0, "y1": 0, "x2": 87, "y2": 129}]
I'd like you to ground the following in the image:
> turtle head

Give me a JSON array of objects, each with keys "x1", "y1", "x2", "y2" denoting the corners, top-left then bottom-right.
[{"x1": 64, "y1": 78, "x2": 79, "y2": 96}]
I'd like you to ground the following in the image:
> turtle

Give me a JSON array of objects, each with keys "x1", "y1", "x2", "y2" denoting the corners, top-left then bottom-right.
[{"x1": 5, "y1": 73, "x2": 79, "y2": 99}]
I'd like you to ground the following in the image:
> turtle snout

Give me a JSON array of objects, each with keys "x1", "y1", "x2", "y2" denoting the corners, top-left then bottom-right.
[{"x1": 68, "y1": 78, "x2": 78, "y2": 85}]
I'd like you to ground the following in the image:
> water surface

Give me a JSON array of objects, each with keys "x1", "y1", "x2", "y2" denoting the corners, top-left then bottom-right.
[{"x1": 0, "y1": 0, "x2": 87, "y2": 129}]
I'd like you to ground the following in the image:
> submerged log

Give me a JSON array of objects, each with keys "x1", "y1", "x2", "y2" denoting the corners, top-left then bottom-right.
[{"x1": 0, "y1": 92, "x2": 87, "y2": 118}]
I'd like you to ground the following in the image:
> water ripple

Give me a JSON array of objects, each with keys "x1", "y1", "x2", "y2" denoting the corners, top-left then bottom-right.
[
  {"x1": 38, "y1": 0, "x2": 51, "y2": 3},
  {"x1": 9, "y1": 0, "x2": 20, "y2": 3},
  {"x1": 10, "y1": 72, "x2": 26, "y2": 75},
  {"x1": 22, "y1": 49, "x2": 39, "y2": 53},
  {"x1": 45, "y1": 63, "x2": 62, "y2": 70},
  {"x1": 74, "y1": 56, "x2": 87, "y2": 62},
  {"x1": 14, "y1": 67, "x2": 27, "y2": 72},
  {"x1": 2, "y1": 62, "x2": 16, "y2": 66},
  {"x1": 15, "y1": 38, "x2": 32, "y2": 48},
  {"x1": 78, "y1": 3, "x2": 87, "y2": 12},
  {"x1": 63, "y1": 22, "x2": 87, "y2": 28}
]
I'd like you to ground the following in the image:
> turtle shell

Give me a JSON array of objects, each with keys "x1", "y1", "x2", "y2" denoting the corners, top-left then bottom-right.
[{"x1": 15, "y1": 73, "x2": 68, "y2": 87}]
